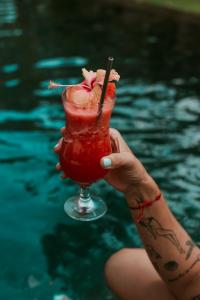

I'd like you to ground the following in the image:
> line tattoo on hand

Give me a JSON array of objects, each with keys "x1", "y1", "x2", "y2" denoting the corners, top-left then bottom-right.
[
  {"x1": 140, "y1": 217, "x2": 185, "y2": 254},
  {"x1": 168, "y1": 254, "x2": 200, "y2": 282},
  {"x1": 186, "y1": 240, "x2": 196, "y2": 260},
  {"x1": 164, "y1": 261, "x2": 179, "y2": 272}
]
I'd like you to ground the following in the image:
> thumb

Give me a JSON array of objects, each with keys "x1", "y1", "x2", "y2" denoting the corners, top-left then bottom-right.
[{"x1": 101, "y1": 152, "x2": 134, "y2": 170}]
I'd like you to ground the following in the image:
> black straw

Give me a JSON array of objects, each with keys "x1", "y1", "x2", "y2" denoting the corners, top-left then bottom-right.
[{"x1": 97, "y1": 57, "x2": 114, "y2": 118}]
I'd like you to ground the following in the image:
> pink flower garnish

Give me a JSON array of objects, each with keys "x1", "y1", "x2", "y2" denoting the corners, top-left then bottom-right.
[
  {"x1": 48, "y1": 80, "x2": 89, "y2": 90},
  {"x1": 49, "y1": 80, "x2": 80, "y2": 89},
  {"x1": 82, "y1": 68, "x2": 97, "y2": 90},
  {"x1": 96, "y1": 69, "x2": 120, "y2": 85},
  {"x1": 49, "y1": 68, "x2": 120, "y2": 91},
  {"x1": 48, "y1": 80, "x2": 58, "y2": 89}
]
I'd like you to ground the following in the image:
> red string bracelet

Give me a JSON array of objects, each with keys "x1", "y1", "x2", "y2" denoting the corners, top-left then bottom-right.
[{"x1": 129, "y1": 193, "x2": 162, "y2": 223}]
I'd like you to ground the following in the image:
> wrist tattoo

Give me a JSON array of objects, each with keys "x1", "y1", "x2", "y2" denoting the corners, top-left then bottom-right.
[{"x1": 140, "y1": 217, "x2": 185, "y2": 254}]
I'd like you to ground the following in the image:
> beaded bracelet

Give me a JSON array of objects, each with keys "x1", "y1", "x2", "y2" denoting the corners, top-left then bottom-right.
[{"x1": 129, "y1": 193, "x2": 162, "y2": 223}]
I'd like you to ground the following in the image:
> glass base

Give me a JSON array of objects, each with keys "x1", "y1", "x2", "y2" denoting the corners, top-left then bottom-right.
[{"x1": 64, "y1": 195, "x2": 107, "y2": 221}]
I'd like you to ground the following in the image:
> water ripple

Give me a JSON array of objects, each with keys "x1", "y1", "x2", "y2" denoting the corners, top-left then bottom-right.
[
  {"x1": 117, "y1": 82, "x2": 176, "y2": 98},
  {"x1": 34, "y1": 57, "x2": 88, "y2": 69},
  {"x1": 175, "y1": 97, "x2": 200, "y2": 122},
  {"x1": 0, "y1": 2, "x2": 200, "y2": 298},
  {"x1": 0, "y1": 0, "x2": 17, "y2": 24},
  {"x1": 4, "y1": 79, "x2": 20, "y2": 88},
  {"x1": 1, "y1": 64, "x2": 18, "y2": 73}
]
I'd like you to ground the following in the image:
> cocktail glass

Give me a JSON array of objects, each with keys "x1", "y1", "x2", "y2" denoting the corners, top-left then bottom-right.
[{"x1": 59, "y1": 90, "x2": 115, "y2": 221}]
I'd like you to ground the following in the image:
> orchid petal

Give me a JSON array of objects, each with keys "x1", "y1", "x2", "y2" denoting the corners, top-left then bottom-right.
[{"x1": 82, "y1": 68, "x2": 96, "y2": 89}]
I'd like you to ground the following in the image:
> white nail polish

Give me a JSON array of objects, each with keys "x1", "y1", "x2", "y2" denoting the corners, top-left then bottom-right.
[{"x1": 103, "y1": 158, "x2": 112, "y2": 168}]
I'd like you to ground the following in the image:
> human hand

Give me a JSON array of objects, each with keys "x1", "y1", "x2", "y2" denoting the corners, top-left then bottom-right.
[
  {"x1": 54, "y1": 128, "x2": 158, "y2": 204},
  {"x1": 100, "y1": 129, "x2": 159, "y2": 204},
  {"x1": 54, "y1": 127, "x2": 68, "y2": 179}
]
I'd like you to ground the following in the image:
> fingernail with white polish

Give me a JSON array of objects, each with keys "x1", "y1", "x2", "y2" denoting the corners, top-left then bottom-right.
[
  {"x1": 102, "y1": 157, "x2": 112, "y2": 168},
  {"x1": 54, "y1": 143, "x2": 59, "y2": 149}
]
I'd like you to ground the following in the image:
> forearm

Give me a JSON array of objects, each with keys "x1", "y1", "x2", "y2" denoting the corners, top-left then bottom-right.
[{"x1": 125, "y1": 177, "x2": 200, "y2": 299}]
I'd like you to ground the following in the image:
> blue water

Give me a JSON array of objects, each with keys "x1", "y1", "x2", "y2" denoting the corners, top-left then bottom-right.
[{"x1": 0, "y1": 1, "x2": 200, "y2": 299}]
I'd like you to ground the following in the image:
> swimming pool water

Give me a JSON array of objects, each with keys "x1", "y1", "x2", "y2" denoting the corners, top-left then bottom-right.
[{"x1": 0, "y1": 1, "x2": 200, "y2": 299}]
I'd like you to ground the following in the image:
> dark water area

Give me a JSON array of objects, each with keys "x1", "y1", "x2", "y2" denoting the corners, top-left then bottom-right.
[{"x1": 0, "y1": 0, "x2": 200, "y2": 299}]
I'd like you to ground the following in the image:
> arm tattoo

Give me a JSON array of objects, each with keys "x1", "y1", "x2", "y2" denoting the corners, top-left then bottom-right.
[
  {"x1": 192, "y1": 295, "x2": 200, "y2": 300},
  {"x1": 146, "y1": 244, "x2": 162, "y2": 260},
  {"x1": 145, "y1": 244, "x2": 161, "y2": 271},
  {"x1": 186, "y1": 240, "x2": 196, "y2": 260},
  {"x1": 140, "y1": 217, "x2": 185, "y2": 254},
  {"x1": 164, "y1": 261, "x2": 179, "y2": 272},
  {"x1": 168, "y1": 254, "x2": 200, "y2": 282}
]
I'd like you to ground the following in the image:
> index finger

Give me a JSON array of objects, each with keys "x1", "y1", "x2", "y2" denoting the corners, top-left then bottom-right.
[
  {"x1": 109, "y1": 128, "x2": 131, "y2": 153},
  {"x1": 60, "y1": 127, "x2": 66, "y2": 135},
  {"x1": 54, "y1": 137, "x2": 63, "y2": 153}
]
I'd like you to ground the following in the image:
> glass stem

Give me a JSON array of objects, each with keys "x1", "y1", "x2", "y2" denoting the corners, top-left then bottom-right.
[{"x1": 77, "y1": 186, "x2": 94, "y2": 213}]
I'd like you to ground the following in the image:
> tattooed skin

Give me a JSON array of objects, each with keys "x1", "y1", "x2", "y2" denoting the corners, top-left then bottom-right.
[
  {"x1": 168, "y1": 254, "x2": 200, "y2": 282},
  {"x1": 145, "y1": 244, "x2": 161, "y2": 272},
  {"x1": 152, "y1": 261, "x2": 160, "y2": 272},
  {"x1": 135, "y1": 194, "x2": 146, "y2": 205},
  {"x1": 186, "y1": 240, "x2": 196, "y2": 260},
  {"x1": 164, "y1": 261, "x2": 179, "y2": 272},
  {"x1": 146, "y1": 244, "x2": 162, "y2": 260},
  {"x1": 140, "y1": 217, "x2": 185, "y2": 254}
]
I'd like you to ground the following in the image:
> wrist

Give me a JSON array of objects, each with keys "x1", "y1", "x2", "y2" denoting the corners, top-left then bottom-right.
[{"x1": 124, "y1": 174, "x2": 160, "y2": 206}]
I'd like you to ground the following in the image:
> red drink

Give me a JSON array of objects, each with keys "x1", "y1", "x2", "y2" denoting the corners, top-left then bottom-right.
[
  {"x1": 54, "y1": 64, "x2": 120, "y2": 221},
  {"x1": 59, "y1": 87, "x2": 114, "y2": 185}
]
